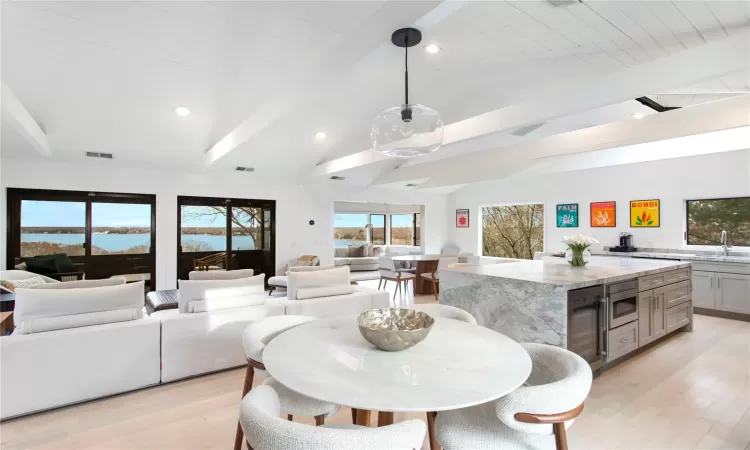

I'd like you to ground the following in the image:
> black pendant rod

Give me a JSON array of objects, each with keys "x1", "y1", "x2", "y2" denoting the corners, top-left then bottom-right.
[{"x1": 404, "y1": 36, "x2": 409, "y2": 105}]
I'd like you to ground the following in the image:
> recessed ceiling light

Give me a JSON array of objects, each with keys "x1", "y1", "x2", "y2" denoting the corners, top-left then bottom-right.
[
  {"x1": 174, "y1": 106, "x2": 191, "y2": 117},
  {"x1": 631, "y1": 113, "x2": 645, "y2": 119},
  {"x1": 315, "y1": 131, "x2": 327, "y2": 140},
  {"x1": 425, "y1": 44, "x2": 441, "y2": 54}
]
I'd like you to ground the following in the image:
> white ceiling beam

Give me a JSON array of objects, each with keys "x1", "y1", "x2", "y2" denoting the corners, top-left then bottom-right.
[
  {"x1": 203, "y1": 1, "x2": 465, "y2": 168},
  {"x1": 313, "y1": 29, "x2": 750, "y2": 178},
  {"x1": 405, "y1": 94, "x2": 750, "y2": 188},
  {"x1": 1, "y1": 82, "x2": 51, "y2": 157}
]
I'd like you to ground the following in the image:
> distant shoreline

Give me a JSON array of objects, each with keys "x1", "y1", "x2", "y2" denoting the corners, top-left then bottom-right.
[{"x1": 21, "y1": 227, "x2": 255, "y2": 236}]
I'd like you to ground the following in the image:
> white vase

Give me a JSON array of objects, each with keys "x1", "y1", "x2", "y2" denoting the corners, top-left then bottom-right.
[{"x1": 565, "y1": 247, "x2": 591, "y2": 267}]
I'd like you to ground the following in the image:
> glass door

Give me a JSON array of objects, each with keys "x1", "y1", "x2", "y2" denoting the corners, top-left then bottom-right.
[{"x1": 177, "y1": 196, "x2": 275, "y2": 282}]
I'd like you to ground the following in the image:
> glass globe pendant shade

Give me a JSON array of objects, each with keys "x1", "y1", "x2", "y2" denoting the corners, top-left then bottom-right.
[{"x1": 371, "y1": 104, "x2": 444, "y2": 158}]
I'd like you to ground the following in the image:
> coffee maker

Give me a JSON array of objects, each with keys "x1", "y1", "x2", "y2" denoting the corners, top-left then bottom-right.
[{"x1": 611, "y1": 232, "x2": 636, "y2": 252}]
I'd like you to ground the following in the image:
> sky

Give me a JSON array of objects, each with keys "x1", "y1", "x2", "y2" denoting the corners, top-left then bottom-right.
[
  {"x1": 21, "y1": 200, "x2": 153, "y2": 227},
  {"x1": 334, "y1": 213, "x2": 413, "y2": 227}
]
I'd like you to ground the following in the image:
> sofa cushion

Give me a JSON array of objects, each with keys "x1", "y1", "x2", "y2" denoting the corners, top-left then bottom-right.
[
  {"x1": 296, "y1": 285, "x2": 355, "y2": 300},
  {"x1": 333, "y1": 258, "x2": 350, "y2": 266},
  {"x1": 334, "y1": 247, "x2": 350, "y2": 258},
  {"x1": 286, "y1": 266, "x2": 350, "y2": 300},
  {"x1": 288, "y1": 264, "x2": 335, "y2": 273},
  {"x1": 13, "y1": 281, "x2": 145, "y2": 334},
  {"x1": 348, "y1": 245, "x2": 365, "y2": 257},
  {"x1": 23, "y1": 308, "x2": 142, "y2": 334},
  {"x1": 268, "y1": 276, "x2": 287, "y2": 287},
  {"x1": 23, "y1": 258, "x2": 59, "y2": 275},
  {"x1": 178, "y1": 274, "x2": 266, "y2": 313},
  {"x1": 188, "y1": 268, "x2": 255, "y2": 280},
  {"x1": 0, "y1": 276, "x2": 46, "y2": 292},
  {"x1": 350, "y1": 257, "x2": 379, "y2": 266},
  {"x1": 30, "y1": 278, "x2": 124, "y2": 290}
]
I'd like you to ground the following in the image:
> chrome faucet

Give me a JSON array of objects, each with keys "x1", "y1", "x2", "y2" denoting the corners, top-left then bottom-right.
[{"x1": 721, "y1": 230, "x2": 731, "y2": 256}]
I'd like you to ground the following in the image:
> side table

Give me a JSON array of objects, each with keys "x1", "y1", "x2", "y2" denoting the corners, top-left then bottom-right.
[{"x1": 1, "y1": 311, "x2": 14, "y2": 335}]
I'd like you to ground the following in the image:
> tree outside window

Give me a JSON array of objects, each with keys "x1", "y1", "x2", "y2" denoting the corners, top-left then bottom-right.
[
  {"x1": 687, "y1": 198, "x2": 750, "y2": 246},
  {"x1": 482, "y1": 204, "x2": 544, "y2": 259}
]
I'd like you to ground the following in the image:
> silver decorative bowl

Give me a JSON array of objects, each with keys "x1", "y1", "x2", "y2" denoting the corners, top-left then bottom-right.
[{"x1": 357, "y1": 308, "x2": 434, "y2": 352}]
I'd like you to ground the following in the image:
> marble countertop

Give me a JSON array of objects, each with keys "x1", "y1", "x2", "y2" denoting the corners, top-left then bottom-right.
[
  {"x1": 445, "y1": 256, "x2": 691, "y2": 289},
  {"x1": 592, "y1": 250, "x2": 750, "y2": 264}
]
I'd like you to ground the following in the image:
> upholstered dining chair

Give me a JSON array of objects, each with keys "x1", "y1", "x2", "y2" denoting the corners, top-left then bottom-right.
[
  {"x1": 411, "y1": 303, "x2": 477, "y2": 449},
  {"x1": 234, "y1": 316, "x2": 339, "y2": 450},
  {"x1": 239, "y1": 385, "x2": 427, "y2": 450},
  {"x1": 434, "y1": 343, "x2": 592, "y2": 450},
  {"x1": 419, "y1": 257, "x2": 459, "y2": 302},
  {"x1": 377, "y1": 256, "x2": 416, "y2": 302}
]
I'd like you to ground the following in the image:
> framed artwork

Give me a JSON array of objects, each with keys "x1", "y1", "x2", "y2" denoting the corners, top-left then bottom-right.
[
  {"x1": 590, "y1": 201, "x2": 616, "y2": 227},
  {"x1": 556, "y1": 203, "x2": 579, "y2": 228},
  {"x1": 630, "y1": 199, "x2": 660, "y2": 227},
  {"x1": 456, "y1": 209, "x2": 469, "y2": 228}
]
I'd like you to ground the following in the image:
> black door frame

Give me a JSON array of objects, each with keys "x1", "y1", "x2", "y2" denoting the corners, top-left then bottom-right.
[
  {"x1": 6, "y1": 188, "x2": 157, "y2": 287},
  {"x1": 177, "y1": 195, "x2": 276, "y2": 282}
]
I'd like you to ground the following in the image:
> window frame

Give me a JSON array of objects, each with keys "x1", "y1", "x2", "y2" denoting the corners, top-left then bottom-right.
[
  {"x1": 389, "y1": 213, "x2": 419, "y2": 247},
  {"x1": 685, "y1": 196, "x2": 750, "y2": 248},
  {"x1": 369, "y1": 214, "x2": 386, "y2": 245},
  {"x1": 480, "y1": 202, "x2": 546, "y2": 259}
]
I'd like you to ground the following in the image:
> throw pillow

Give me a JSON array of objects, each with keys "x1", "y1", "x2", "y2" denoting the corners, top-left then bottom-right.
[
  {"x1": 288, "y1": 258, "x2": 314, "y2": 268},
  {"x1": 373, "y1": 246, "x2": 385, "y2": 257},
  {"x1": 348, "y1": 245, "x2": 365, "y2": 257},
  {"x1": 0, "y1": 276, "x2": 46, "y2": 292}
]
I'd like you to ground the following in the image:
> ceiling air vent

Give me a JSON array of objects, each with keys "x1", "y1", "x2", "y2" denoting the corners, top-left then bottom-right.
[
  {"x1": 546, "y1": 0, "x2": 581, "y2": 6},
  {"x1": 330, "y1": 176, "x2": 346, "y2": 181},
  {"x1": 85, "y1": 151, "x2": 113, "y2": 159},
  {"x1": 235, "y1": 167, "x2": 255, "y2": 172},
  {"x1": 406, "y1": 183, "x2": 418, "y2": 187}
]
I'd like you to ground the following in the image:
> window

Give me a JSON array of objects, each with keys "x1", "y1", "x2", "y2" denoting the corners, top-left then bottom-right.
[
  {"x1": 181, "y1": 205, "x2": 228, "y2": 252},
  {"x1": 370, "y1": 214, "x2": 385, "y2": 245},
  {"x1": 686, "y1": 197, "x2": 750, "y2": 246},
  {"x1": 91, "y1": 202, "x2": 152, "y2": 255},
  {"x1": 415, "y1": 213, "x2": 421, "y2": 246},
  {"x1": 334, "y1": 214, "x2": 368, "y2": 247},
  {"x1": 231, "y1": 207, "x2": 262, "y2": 251},
  {"x1": 482, "y1": 204, "x2": 544, "y2": 259},
  {"x1": 21, "y1": 200, "x2": 86, "y2": 257},
  {"x1": 390, "y1": 213, "x2": 418, "y2": 246}
]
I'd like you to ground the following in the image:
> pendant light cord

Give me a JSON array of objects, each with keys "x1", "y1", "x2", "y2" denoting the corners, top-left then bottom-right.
[{"x1": 404, "y1": 35, "x2": 409, "y2": 105}]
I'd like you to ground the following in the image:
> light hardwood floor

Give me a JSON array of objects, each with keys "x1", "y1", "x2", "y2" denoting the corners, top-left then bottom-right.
[{"x1": 1, "y1": 281, "x2": 748, "y2": 450}]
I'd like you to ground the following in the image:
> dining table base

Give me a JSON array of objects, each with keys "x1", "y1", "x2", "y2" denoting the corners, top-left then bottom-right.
[{"x1": 352, "y1": 409, "x2": 395, "y2": 427}]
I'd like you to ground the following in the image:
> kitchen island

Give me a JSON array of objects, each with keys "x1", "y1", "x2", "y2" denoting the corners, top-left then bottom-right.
[{"x1": 440, "y1": 256, "x2": 693, "y2": 368}]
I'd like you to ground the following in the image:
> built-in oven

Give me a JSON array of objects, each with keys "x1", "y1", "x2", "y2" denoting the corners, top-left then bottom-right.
[
  {"x1": 567, "y1": 284, "x2": 606, "y2": 371},
  {"x1": 606, "y1": 280, "x2": 638, "y2": 329}
]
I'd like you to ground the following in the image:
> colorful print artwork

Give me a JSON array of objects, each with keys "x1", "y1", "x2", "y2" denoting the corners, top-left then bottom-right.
[
  {"x1": 591, "y1": 202, "x2": 616, "y2": 227},
  {"x1": 456, "y1": 209, "x2": 469, "y2": 228},
  {"x1": 556, "y1": 203, "x2": 578, "y2": 228},
  {"x1": 630, "y1": 199, "x2": 660, "y2": 227}
]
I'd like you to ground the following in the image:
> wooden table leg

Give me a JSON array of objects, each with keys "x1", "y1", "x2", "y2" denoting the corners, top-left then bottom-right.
[
  {"x1": 354, "y1": 409, "x2": 371, "y2": 426},
  {"x1": 414, "y1": 261, "x2": 438, "y2": 296},
  {"x1": 377, "y1": 411, "x2": 394, "y2": 427}
]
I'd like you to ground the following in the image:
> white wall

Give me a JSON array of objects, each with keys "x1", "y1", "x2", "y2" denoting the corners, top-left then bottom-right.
[
  {"x1": 447, "y1": 150, "x2": 750, "y2": 255},
  {"x1": 0, "y1": 158, "x2": 448, "y2": 289}
]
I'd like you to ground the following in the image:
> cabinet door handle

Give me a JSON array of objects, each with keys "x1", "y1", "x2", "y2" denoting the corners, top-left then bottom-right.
[
  {"x1": 710, "y1": 278, "x2": 712, "y2": 288},
  {"x1": 717, "y1": 278, "x2": 721, "y2": 289},
  {"x1": 652, "y1": 297, "x2": 656, "y2": 310}
]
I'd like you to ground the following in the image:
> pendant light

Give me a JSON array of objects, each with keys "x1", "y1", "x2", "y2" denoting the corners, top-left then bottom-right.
[{"x1": 371, "y1": 28, "x2": 444, "y2": 158}]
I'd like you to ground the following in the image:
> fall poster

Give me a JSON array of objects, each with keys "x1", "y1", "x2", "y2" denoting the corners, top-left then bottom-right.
[
  {"x1": 456, "y1": 209, "x2": 469, "y2": 228},
  {"x1": 556, "y1": 203, "x2": 578, "y2": 227},
  {"x1": 630, "y1": 199, "x2": 660, "y2": 227},
  {"x1": 591, "y1": 201, "x2": 616, "y2": 227}
]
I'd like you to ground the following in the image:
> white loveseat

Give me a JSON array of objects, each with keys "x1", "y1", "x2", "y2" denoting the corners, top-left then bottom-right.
[
  {"x1": 156, "y1": 273, "x2": 284, "y2": 383},
  {"x1": 0, "y1": 281, "x2": 160, "y2": 420},
  {"x1": 267, "y1": 266, "x2": 389, "y2": 317}
]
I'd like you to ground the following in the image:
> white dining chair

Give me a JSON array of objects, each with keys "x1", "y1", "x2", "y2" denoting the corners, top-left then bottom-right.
[
  {"x1": 377, "y1": 256, "x2": 416, "y2": 302},
  {"x1": 434, "y1": 343, "x2": 592, "y2": 450},
  {"x1": 239, "y1": 385, "x2": 427, "y2": 450},
  {"x1": 411, "y1": 303, "x2": 478, "y2": 449},
  {"x1": 419, "y1": 257, "x2": 459, "y2": 302},
  {"x1": 234, "y1": 316, "x2": 339, "y2": 450}
]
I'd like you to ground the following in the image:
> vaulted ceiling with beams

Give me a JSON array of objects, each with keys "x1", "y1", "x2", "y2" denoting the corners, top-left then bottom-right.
[{"x1": 2, "y1": 1, "x2": 749, "y2": 191}]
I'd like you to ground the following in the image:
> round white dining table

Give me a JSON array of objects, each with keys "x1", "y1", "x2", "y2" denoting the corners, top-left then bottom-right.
[{"x1": 262, "y1": 315, "x2": 532, "y2": 426}]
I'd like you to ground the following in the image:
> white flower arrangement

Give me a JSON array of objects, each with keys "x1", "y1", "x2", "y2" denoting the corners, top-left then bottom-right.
[
  {"x1": 561, "y1": 234, "x2": 599, "y2": 247},
  {"x1": 561, "y1": 235, "x2": 598, "y2": 267}
]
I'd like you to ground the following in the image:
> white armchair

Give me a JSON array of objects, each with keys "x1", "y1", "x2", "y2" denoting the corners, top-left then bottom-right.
[
  {"x1": 0, "y1": 281, "x2": 160, "y2": 419},
  {"x1": 435, "y1": 343, "x2": 592, "y2": 450},
  {"x1": 239, "y1": 385, "x2": 426, "y2": 450},
  {"x1": 158, "y1": 274, "x2": 283, "y2": 383}
]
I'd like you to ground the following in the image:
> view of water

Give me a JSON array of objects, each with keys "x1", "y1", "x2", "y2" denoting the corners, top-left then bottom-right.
[
  {"x1": 21, "y1": 233, "x2": 256, "y2": 251},
  {"x1": 335, "y1": 239, "x2": 367, "y2": 247}
]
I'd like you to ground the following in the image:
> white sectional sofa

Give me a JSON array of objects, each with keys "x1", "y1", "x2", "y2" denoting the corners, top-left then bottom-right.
[
  {"x1": 0, "y1": 281, "x2": 160, "y2": 420},
  {"x1": 156, "y1": 273, "x2": 283, "y2": 383},
  {"x1": 333, "y1": 245, "x2": 382, "y2": 271}
]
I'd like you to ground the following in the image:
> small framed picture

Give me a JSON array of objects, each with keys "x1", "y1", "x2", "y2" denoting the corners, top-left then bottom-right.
[
  {"x1": 556, "y1": 203, "x2": 579, "y2": 228},
  {"x1": 456, "y1": 209, "x2": 469, "y2": 228},
  {"x1": 591, "y1": 201, "x2": 616, "y2": 227},
  {"x1": 630, "y1": 199, "x2": 660, "y2": 227}
]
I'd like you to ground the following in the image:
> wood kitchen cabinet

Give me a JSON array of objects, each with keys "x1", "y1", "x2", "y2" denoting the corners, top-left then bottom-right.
[
  {"x1": 638, "y1": 291, "x2": 666, "y2": 347},
  {"x1": 716, "y1": 273, "x2": 750, "y2": 314},
  {"x1": 692, "y1": 266, "x2": 750, "y2": 317}
]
